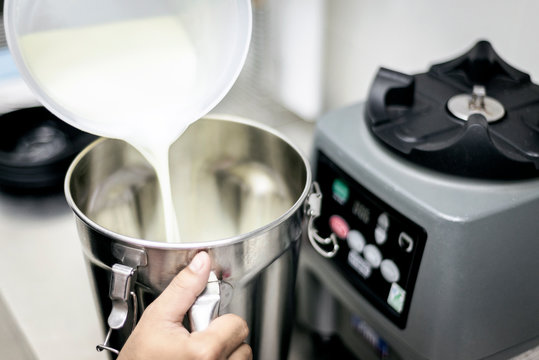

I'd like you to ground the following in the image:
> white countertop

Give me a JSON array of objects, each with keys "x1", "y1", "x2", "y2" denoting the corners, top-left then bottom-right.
[{"x1": 0, "y1": 192, "x2": 104, "y2": 360}]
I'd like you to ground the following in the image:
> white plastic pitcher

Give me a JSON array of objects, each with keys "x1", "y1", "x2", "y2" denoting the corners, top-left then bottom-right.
[
  {"x1": 4, "y1": 0, "x2": 252, "y2": 147},
  {"x1": 5, "y1": 0, "x2": 253, "y2": 244}
]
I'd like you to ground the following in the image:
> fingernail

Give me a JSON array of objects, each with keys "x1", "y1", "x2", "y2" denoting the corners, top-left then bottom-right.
[{"x1": 188, "y1": 252, "x2": 206, "y2": 272}]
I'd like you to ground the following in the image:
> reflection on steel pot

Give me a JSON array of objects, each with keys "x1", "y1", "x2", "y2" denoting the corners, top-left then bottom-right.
[{"x1": 65, "y1": 115, "x2": 315, "y2": 359}]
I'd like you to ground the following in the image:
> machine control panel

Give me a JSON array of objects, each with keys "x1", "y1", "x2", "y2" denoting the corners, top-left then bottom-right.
[{"x1": 314, "y1": 151, "x2": 427, "y2": 328}]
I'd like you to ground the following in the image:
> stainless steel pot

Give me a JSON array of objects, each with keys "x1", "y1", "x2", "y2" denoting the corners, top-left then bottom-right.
[{"x1": 65, "y1": 115, "x2": 316, "y2": 359}]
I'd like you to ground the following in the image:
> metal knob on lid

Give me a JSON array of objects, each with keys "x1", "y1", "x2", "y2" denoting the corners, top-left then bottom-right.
[{"x1": 447, "y1": 85, "x2": 505, "y2": 123}]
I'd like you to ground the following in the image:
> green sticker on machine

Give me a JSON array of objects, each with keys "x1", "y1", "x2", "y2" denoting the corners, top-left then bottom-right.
[
  {"x1": 387, "y1": 283, "x2": 406, "y2": 313},
  {"x1": 332, "y1": 178, "x2": 349, "y2": 204}
]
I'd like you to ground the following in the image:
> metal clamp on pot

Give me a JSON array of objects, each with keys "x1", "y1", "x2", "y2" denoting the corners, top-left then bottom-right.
[
  {"x1": 305, "y1": 182, "x2": 339, "y2": 258},
  {"x1": 97, "y1": 264, "x2": 139, "y2": 355},
  {"x1": 96, "y1": 244, "x2": 147, "y2": 355}
]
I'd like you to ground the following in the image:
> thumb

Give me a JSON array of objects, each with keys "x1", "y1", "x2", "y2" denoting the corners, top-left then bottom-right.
[{"x1": 150, "y1": 251, "x2": 212, "y2": 323}]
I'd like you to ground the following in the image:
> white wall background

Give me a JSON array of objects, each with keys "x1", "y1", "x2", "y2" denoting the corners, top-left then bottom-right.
[{"x1": 271, "y1": 0, "x2": 539, "y2": 118}]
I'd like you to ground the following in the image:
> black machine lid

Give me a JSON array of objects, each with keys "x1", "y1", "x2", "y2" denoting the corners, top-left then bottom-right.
[{"x1": 365, "y1": 40, "x2": 539, "y2": 180}]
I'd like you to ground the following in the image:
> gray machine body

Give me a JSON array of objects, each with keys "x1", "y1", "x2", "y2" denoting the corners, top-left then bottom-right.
[{"x1": 298, "y1": 102, "x2": 539, "y2": 360}]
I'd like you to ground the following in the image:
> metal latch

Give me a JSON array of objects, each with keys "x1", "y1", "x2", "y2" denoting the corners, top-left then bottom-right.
[
  {"x1": 305, "y1": 182, "x2": 339, "y2": 258},
  {"x1": 96, "y1": 245, "x2": 147, "y2": 355}
]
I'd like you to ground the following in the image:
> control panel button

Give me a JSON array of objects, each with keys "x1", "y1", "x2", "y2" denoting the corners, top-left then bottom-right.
[
  {"x1": 377, "y1": 212, "x2": 390, "y2": 230},
  {"x1": 347, "y1": 230, "x2": 366, "y2": 253},
  {"x1": 329, "y1": 215, "x2": 349, "y2": 239},
  {"x1": 398, "y1": 232, "x2": 414, "y2": 253},
  {"x1": 380, "y1": 259, "x2": 400, "y2": 283},
  {"x1": 348, "y1": 250, "x2": 372, "y2": 279},
  {"x1": 374, "y1": 226, "x2": 387, "y2": 245},
  {"x1": 332, "y1": 178, "x2": 350, "y2": 204},
  {"x1": 363, "y1": 244, "x2": 382, "y2": 268}
]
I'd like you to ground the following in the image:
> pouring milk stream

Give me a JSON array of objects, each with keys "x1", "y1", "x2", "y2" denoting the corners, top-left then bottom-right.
[{"x1": 7, "y1": 3, "x2": 252, "y2": 242}]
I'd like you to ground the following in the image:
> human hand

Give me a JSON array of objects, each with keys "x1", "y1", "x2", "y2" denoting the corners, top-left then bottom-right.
[{"x1": 118, "y1": 251, "x2": 252, "y2": 360}]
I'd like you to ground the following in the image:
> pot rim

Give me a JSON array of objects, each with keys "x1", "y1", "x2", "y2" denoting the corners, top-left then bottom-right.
[{"x1": 64, "y1": 114, "x2": 312, "y2": 249}]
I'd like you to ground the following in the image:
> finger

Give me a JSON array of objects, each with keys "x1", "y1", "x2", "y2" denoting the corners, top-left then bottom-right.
[
  {"x1": 194, "y1": 313, "x2": 249, "y2": 356},
  {"x1": 150, "y1": 251, "x2": 212, "y2": 322},
  {"x1": 228, "y1": 343, "x2": 253, "y2": 360}
]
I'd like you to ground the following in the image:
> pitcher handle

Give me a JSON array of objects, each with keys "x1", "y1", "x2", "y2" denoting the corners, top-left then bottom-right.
[{"x1": 305, "y1": 182, "x2": 340, "y2": 258}]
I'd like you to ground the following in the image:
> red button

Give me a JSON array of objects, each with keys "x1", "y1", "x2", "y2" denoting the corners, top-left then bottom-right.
[{"x1": 329, "y1": 215, "x2": 349, "y2": 239}]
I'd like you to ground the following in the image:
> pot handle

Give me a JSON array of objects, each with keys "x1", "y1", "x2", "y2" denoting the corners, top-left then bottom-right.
[
  {"x1": 188, "y1": 271, "x2": 221, "y2": 331},
  {"x1": 96, "y1": 245, "x2": 221, "y2": 355},
  {"x1": 305, "y1": 182, "x2": 340, "y2": 258}
]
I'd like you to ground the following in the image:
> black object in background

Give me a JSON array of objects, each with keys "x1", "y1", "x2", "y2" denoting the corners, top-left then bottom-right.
[{"x1": 0, "y1": 107, "x2": 96, "y2": 193}]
